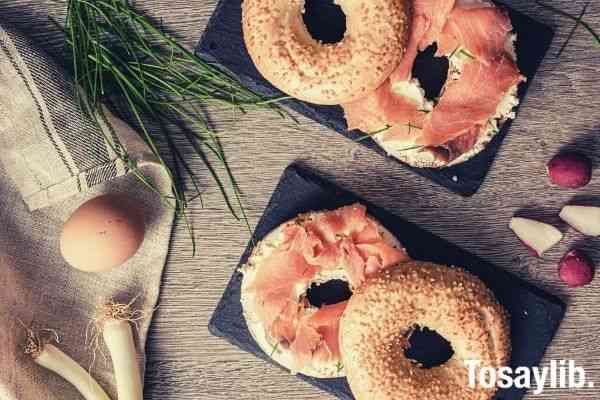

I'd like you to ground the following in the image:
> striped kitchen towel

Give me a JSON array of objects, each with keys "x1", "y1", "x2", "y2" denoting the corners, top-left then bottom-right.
[
  {"x1": 0, "y1": 23, "x2": 147, "y2": 210},
  {"x1": 0, "y1": 23, "x2": 175, "y2": 400}
]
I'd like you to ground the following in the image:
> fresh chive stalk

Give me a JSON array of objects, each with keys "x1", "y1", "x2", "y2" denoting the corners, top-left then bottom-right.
[
  {"x1": 355, "y1": 123, "x2": 424, "y2": 153},
  {"x1": 555, "y1": 2, "x2": 591, "y2": 57},
  {"x1": 354, "y1": 125, "x2": 392, "y2": 142},
  {"x1": 536, "y1": 1, "x2": 600, "y2": 46},
  {"x1": 62, "y1": 0, "x2": 289, "y2": 251}
]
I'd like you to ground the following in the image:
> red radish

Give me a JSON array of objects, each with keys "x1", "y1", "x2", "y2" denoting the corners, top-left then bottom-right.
[
  {"x1": 547, "y1": 152, "x2": 592, "y2": 189},
  {"x1": 559, "y1": 249, "x2": 594, "y2": 288},
  {"x1": 509, "y1": 217, "x2": 563, "y2": 257},
  {"x1": 560, "y1": 205, "x2": 600, "y2": 236}
]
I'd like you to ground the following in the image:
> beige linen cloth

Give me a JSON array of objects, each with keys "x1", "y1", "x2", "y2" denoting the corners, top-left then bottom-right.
[{"x1": 0, "y1": 23, "x2": 175, "y2": 399}]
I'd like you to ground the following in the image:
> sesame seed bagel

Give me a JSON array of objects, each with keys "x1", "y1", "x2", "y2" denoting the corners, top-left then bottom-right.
[
  {"x1": 241, "y1": 207, "x2": 407, "y2": 378},
  {"x1": 340, "y1": 261, "x2": 511, "y2": 400},
  {"x1": 241, "y1": 0, "x2": 411, "y2": 105}
]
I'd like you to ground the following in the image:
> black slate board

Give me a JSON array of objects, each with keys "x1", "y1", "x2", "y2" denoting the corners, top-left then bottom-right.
[
  {"x1": 209, "y1": 164, "x2": 566, "y2": 400},
  {"x1": 196, "y1": 2, "x2": 554, "y2": 196}
]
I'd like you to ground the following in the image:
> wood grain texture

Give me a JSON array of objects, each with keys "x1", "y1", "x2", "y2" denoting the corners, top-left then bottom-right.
[{"x1": 1, "y1": 0, "x2": 600, "y2": 399}]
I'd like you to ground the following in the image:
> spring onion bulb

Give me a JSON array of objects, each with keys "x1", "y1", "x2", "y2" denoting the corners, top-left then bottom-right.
[
  {"x1": 94, "y1": 301, "x2": 144, "y2": 400},
  {"x1": 23, "y1": 328, "x2": 111, "y2": 400}
]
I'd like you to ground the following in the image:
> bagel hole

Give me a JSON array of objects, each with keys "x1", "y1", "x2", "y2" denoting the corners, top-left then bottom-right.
[
  {"x1": 306, "y1": 280, "x2": 352, "y2": 308},
  {"x1": 412, "y1": 44, "x2": 450, "y2": 101},
  {"x1": 404, "y1": 326, "x2": 454, "y2": 369},
  {"x1": 302, "y1": 0, "x2": 347, "y2": 44}
]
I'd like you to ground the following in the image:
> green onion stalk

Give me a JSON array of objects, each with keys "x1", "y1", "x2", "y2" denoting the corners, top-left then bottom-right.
[{"x1": 61, "y1": 0, "x2": 291, "y2": 251}]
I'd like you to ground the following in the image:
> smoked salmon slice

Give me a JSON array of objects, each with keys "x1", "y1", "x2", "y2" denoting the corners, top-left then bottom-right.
[
  {"x1": 306, "y1": 301, "x2": 348, "y2": 327},
  {"x1": 315, "y1": 203, "x2": 369, "y2": 241},
  {"x1": 290, "y1": 302, "x2": 349, "y2": 369},
  {"x1": 341, "y1": 0, "x2": 523, "y2": 159},
  {"x1": 357, "y1": 242, "x2": 410, "y2": 277},
  {"x1": 341, "y1": 80, "x2": 427, "y2": 143},
  {"x1": 270, "y1": 300, "x2": 301, "y2": 344},
  {"x1": 245, "y1": 204, "x2": 408, "y2": 371},
  {"x1": 445, "y1": 125, "x2": 482, "y2": 159},
  {"x1": 390, "y1": 14, "x2": 430, "y2": 82},
  {"x1": 282, "y1": 224, "x2": 333, "y2": 266},
  {"x1": 247, "y1": 249, "x2": 317, "y2": 328},
  {"x1": 246, "y1": 250, "x2": 317, "y2": 296},
  {"x1": 378, "y1": 82, "x2": 429, "y2": 127},
  {"x1": 289, "y1": 321, "x2": 322, "y2": 369},
  {"x1": 256, "y1": 288, "x2": 296, "y2": 328},
  {"x1": 342, "y1": 91, "x2": 388, "y2": 133},
  {"x1": 307, "y1": 302, "x2": 348, "y2": 361},
  {"x1": 415, "y1": 0, "x2": 457, "y2": 52},
  {"x1": 340, "y1": 238, "x2": 369, "y2": 288},
  {"x1": 352, "y1": 218, "x2": 383, "y2": 244},
  {"x1": 436, "y1": 3, "x2": 513, "y2": 63},
  {"x1": 420, "y1": 53, "x2": 523, "y2": 146}
]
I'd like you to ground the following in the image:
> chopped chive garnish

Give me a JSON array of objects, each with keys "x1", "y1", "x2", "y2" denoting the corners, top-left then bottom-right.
[
  {"x1": 355, "y1": 125, "x2": 392, "y2": 142},
  {"x1": 269, "y1": 342, "x2": 279, "y2": 357}
]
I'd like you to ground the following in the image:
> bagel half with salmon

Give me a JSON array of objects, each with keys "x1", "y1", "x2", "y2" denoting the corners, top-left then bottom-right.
[
  {"x1": 240, "y1": 204, "x2": 409, "y2": 378},
  {"x1": 242, "y1": 0, "x2": 525, "y2": 168}
]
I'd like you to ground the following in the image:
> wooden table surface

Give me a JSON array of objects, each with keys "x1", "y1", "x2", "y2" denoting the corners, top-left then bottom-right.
[{"x1": 2, "y1": 0, "x2": 600, "y2": 399}]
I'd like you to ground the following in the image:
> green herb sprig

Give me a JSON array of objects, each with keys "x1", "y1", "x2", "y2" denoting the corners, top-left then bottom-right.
[
  {"x1": 555, "y1": 2, "x2": 591, "y2": 57},
  {"x1": 355, "y1": 123, "x2": 424, "y2": 153},
  {"x1": 354, "y1": 125, "x2": 392, "y2": 142},
  {"x1": 269, "y1": 342, "x2": 279, "y2": 357},
  {"x1": 536, "y1": 1, "x2": 600, "y2": 56},
  {"x1": 61, "y1": 0, "x2": 290, "y2": 251}
]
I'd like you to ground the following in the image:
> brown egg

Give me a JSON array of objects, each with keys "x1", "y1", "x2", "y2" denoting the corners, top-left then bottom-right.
[{"x1": 60, "y1": 194, "x2": 145, "y2": 273}]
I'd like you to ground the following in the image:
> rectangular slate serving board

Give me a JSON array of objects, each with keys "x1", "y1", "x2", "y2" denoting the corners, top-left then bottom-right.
[
  {"x1": 209, "y1": 163, "x2": 566, "y2": 400},
  {"x1": 196, "y1": 2, "x2": 554, "y2": 196}
]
